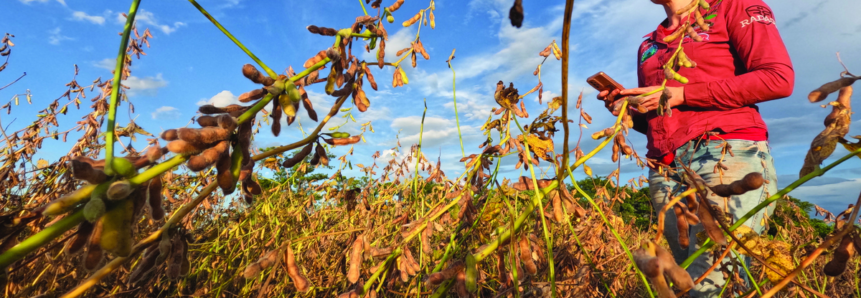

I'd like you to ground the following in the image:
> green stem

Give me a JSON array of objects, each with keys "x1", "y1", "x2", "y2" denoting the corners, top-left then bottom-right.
[
  {"x1": 104, "y1": 0, "x2": 142, "y2": 176},
  {"x1": 680, "y1": 147, "x2": 861, "y2": 269},
  {"x1": 188, "y1": 0, "x2": 277, "y2": 78},
  {"x1": 731, "y1": 248, "x2": 763, "y2": 296},
  {"x1": 0, "y1": 209, "x2": 84, "y2": 269},
  {"x1": 449, "y1": 56, "x2": 465, "y2": 158},
  {"x1": 358, "y1": 0, "x2": 369, "y2": 16},
  {"x1": 511, "y1": 116, "x2": 557, "y2": 297}
]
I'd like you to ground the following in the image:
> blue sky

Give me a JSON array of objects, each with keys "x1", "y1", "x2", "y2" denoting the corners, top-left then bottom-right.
[{"x1": 2, "y1": 0, "x2": 861, "y2": 213}]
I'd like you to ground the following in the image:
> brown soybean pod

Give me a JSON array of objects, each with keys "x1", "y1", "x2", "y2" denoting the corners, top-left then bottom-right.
[
  {"x1": 673, "y1": 203, "x2": 690, "y2": 248},
  {"x1": 519, "y1": 236, "x2": 537, "y2": 275},
  {"x1": 824, "y1": 234, "x2": 856, "y2": 276},
  {"x1": 83, "y1": 221, "x2": 104, "y2": 272},
  {"x1": 146, "y1": 175, "x2": 165, "y2": 221},
  {"x1": 66, "y1": 220, "x2": 95, "y2": 255},
  {"x1": 697, "y1": 201, "x2": 728, "y2": 246},
  {"x1": 655, "y1": 244, "x2": 693, "y2": 291},
  {"x1": 285, "y1": 246, "x2": 311, "y2": 292},
  {"x1": 347, "y1": 236, "x2": 363, "y2": 283},
  {"x1": 196, "y1": 115, "x2": 219, "y2": 127}
]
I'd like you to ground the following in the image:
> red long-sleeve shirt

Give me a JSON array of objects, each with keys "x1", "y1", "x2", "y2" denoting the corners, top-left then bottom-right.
[{"x1": 633, "y1": 0, "x2": 794, "y2": 160}]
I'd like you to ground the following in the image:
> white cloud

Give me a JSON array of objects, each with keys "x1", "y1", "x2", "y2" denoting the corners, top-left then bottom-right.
[
  {"x1": 71, "y1": 11, "x2": 105, "y2": 25},
  {"x1": 117, "y1": 9, "x2": 186, "y2": 35},
  {"x1": 19, "y1": 0, "x2": 64, "y2": 5},
  {"x1": 197, "y1": 90, "x2": 240, "y2": 106},
  {"x1": 124, "y1": 74, "x2": 168, "y2": 96},
  {"x1": 47, "y1": 27, "x2": 73, "y2": 45},
  {"x1": 93, "y1": 58, "x2": 115, "y2": 70},
  {"x1": 390, "y1": 116, "x2": 478, "y2": 149},
  {"x1": 152, "y1": 106, "x2": 181, "y2": 120}
]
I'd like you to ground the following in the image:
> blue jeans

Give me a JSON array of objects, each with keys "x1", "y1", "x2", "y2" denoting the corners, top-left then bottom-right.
[{"x1": 648, "y1": 140, "x2": 777, "y2": 297}]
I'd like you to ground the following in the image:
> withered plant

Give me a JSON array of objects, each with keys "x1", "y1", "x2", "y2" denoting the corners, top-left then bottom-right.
[{"x1": 1, "y1": 0, "x2": 860, "y2": 298}]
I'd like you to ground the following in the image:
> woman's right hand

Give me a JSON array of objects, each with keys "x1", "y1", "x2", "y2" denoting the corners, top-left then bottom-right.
[{"x1": 597, "y1": 89, "x2": 622, "y2": 115}]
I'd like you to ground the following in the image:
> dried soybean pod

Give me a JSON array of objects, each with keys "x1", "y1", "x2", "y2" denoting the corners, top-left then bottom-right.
[
  {"x1": 178, "y1": 127, "x2": 230, "y2": 146},
  {"x1": 611, "y1": 135, "x2": 620, "y2": 162},
  {"x1": 454, "y1": 269, "x2": 469, "y2": 298},
  {"x1": 299, "y1": 87, "x2": 318, "y2": 122},
  {"x1": 711, "y1": 172, "x2": 764, "y2": 197},
  {"x1": 166, "y1": 140, "x2": 208, "y2": 156},
  {"x1": 129, "y1": 248, "x2": 160, "y2": 283},
  {"x1": 160, "y1": 129, "x2": 178, "y2": 141},
  {"x1": 70, "y1": 157, "x2": 107, "y2": 184},
  {"x1": 285, "y1": 246, "x2": 311, "y2": 292},
  {"x1": 242, "y1": 64, "x2": 261, "y2": 83},
  {"x1": 270, "y1": 100, "x2": 282, "y2": 137},
  {"x1": 66, "y1": 220, "x2": 95, "y2": 255},
  {"x1": 282, "y1": 142, "x2": 314, "y2": 168},
  {"x1": 348, "y1": 236, "x2": 364, "y2": 283},
  {"x1": 145, "y1": 145, "x2": 164, "y2": 163},
  {"x1": 387, "y1": 0, "x2": 404, "y2": 12},
  {"x1": 100, "y1": 199, "x2": 134, "y2": 257},
  {"x1": 674, "y1": 203, "x2": 690, "y2": 248},
  {"x1": 197, "y1": 115, "x2": 219, "y2": 127},
  {"x1": 129, "y1": 187, "x2": 147, "y2": 217},
  {"x1": 654, "y1": 243, "x2": 693, "y2": 291},
  {"x1": 377, "y1": 39, "x2": 386, "y2": 69},
  {"x1": 698, "y1": 0, "x2": 709, "y2": 10},
  {"x1": 242, "y1": 178, "x2": 263, "y2": 196},
  {"x1": 187, "y1": 140, "x2": 230, "y2": 171},
  {"x1": 147, "y1": 175, "x2": 165, "y2": 221},
  {"x1": 694, "y1": 9, "x2": 709, "y2": 31},
  {"x1": 397, "y1": 257, "x2": 410, "y2": 281},
  {"x1": 809, "y1": 77, "x2": 857, "y2": 102},
  {"x1": 403, "y1": 247, "x2": 421, "y2": 274},
  {"x1": 663, "y1": 22, "x2": 689, "y2": 43},
  {"x1": 519, "y1": 236, "x2": 537, "y2": 275},
  {"x1": 216, "y1": 114, "x2": 238, "y2": 132},
  {"x1": 686, "y1": 26, "x2": 703, "y2": 42},
  {"x1": 313, "y1": 142, "x2": 329, "y2": 166},
  {"x1": 427, "y1": 260, "x2": 464, "y2": 286},
  {"x1": 361, "y1": 63, "x2": 378, "y2": 91},
  {"x1": 215, "y1": 146, "x2": 234, "y2": 195},
  {"x1": 43, "y1": 184, "x2": 99, "y2": 216},
  {"x1": 239, "y1": 88, "x2": 266, "y2": 103},
  {"x1": 354, "y1": 88, "x2": 370, "y2": 112},
  {"x1": 84, "y1": 221, "x2": 104, "y2": 272},
  {"x1": 303, "y1": 50, "x2": 327, "y2": 68},
  {"x1": 157, "y1": 233, "x2": 172, "y2": 263},
  {"x1": 697, "y1": 201, "x2": 727, "y2": 246},
  {"x1": 633, "y1": 249, "x2": 673, "y2": 298},
  {"x1": 167, "y1": 234, "x2": 187, "y2": 280},
  {"x1": 552, "y1": 194, "x2": 564, "y2": 222},
  {"x1": 824, "y1": 234, "x2": 856, "y2": 276}
]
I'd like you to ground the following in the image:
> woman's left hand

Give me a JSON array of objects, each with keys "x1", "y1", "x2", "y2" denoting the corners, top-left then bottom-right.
[{"x1": 619, "y1": 86, "x2": 685, "y2": 113}]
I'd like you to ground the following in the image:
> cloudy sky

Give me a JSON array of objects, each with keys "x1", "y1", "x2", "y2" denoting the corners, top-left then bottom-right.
[{"x1": 2, "y1": 0, "x2": 861, "y2": 213}]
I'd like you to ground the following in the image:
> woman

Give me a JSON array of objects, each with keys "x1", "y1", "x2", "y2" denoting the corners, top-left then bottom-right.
[{"x1": 598, "y1": 0, "x2": 794, "y2": 296}]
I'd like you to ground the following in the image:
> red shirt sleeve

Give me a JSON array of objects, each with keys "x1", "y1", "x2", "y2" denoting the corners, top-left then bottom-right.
[{"x1": 683, "y1": 0, "x2": 794, "y2": 110}]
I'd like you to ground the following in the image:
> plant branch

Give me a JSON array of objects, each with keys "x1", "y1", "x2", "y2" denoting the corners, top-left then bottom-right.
[
  {"x1": 188, "y1": 0, "x2": 278, "y2": 78},
  {"x1": 104, "y1": 0, "x2": 142, "y2": 176}
]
